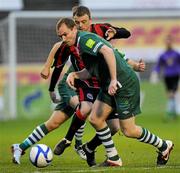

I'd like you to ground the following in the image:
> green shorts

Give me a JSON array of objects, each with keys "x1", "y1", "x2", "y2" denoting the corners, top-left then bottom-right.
[
  {"x1": 55, "y1": 67, "x2": 77, "y2": 117},
  {"x1": 97, "y1": 75, "x2": 141, "y2": 120}
]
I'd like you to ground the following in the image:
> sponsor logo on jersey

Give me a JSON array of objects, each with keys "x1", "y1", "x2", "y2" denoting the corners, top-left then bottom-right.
[
  {"x1": 93, "y1": 42, "x2": 103, "y2": 53},
  {"x1": 87, "y1": 93, "x2": 93, "y2": 100},
  {"x1": 85, "y1": 39, "x2": 95, "y2": 48}
]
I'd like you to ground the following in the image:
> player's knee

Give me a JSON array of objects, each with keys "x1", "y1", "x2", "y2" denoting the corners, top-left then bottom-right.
[
  {"x1": 79, "y1": 102, "x2": 92, "y2": 115},
  {"x1": 75, "y1": 102, "x2": 92, "y2": 120},
  {"x1": 75, "y1": 107, "x2": 87, "y2": 121},
  {"x1": 78, "y1": 108, "x2": 89, "y2": 118},
  {"x1": 88, "y1": 115, "x2": 98, "y2": 126},
  {"x1": 121, "y1": 127, "x2": 136, "y2": 137},
  {"x1": 45, "y1": 118, "x2": 62, "y2": 131},
  {"x1": 45, "y1": 121, "x2": 59, "y2": 131}
]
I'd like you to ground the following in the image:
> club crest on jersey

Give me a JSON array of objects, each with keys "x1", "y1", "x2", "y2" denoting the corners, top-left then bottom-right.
[
  {"x1": 87, "y1": 93, "x2": 93, "y2": 100},
  {"x1": 85, "y1": 39, "x2": 95, "y2": 48}
]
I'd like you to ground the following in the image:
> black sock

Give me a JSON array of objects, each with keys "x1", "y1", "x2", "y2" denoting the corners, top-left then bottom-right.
[
  {"x1": 65, "y1": 113, "x2": 85, "y2": 142},
  {"x1": 87, "y1": 134, "x2": 102, "y2": 151},
  {"x1": 87, "y1": 128, "x2": 117, "y2": 151}
]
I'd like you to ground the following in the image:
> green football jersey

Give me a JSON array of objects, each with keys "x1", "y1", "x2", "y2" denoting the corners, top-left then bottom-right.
[{"x1": 76, "y1": 31, "x2": 136, "y2": 90}]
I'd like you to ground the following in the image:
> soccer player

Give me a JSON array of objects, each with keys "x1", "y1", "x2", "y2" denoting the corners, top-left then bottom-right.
[
  {"x1": 11, "y1": 6, "x2": 133, "y2": 164},
  {"x1": 57, "y1": 17, "x2": 173, "y2": 167},
  {"x1": 151, "y1": 34, "x2": 180, "y2": 120},
  {"x1": 52, "y1": 6, "x2": 145, "y2": 158}
]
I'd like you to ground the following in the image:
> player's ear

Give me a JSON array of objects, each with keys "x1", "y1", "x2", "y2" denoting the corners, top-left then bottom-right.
[
  {"x1": 73, "y1": 25, "x2": 77, "y2": 32},
  {"x1": 89, "y1": 18, "x2": 92, "y2": 25}
]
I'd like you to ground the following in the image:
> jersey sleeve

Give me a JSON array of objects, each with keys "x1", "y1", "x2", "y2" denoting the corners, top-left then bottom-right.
[
  {"x1": 79, "y1": 34, "x2": 104, "y2": 56},
  {"x1": 101, "y1": 23, "x2": 131, "y2": 39},
  {"x1": 51, "y1": 43, "x2": 71, "y2": 68},
  {"x1": 48, "y1": 66, "x2": 63, "y2": 91},
  {"x1": 113, "y1": 27, "x2": 131, "y2": 39}
]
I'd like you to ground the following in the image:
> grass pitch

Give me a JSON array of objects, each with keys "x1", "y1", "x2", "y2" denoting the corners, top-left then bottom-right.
[{"x1": 0, "y1": 81, "x2": 180, "y2": 173}]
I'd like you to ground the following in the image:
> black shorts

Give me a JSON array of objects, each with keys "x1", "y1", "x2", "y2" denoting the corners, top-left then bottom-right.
[
  {"x1": 75, "y1": 79, "x2": 100, "y2": 103},
  {"x1": 164, "y1": 75, "x2": 179, "y2": 92},
  {"x1": 75, "y1": 80, "x2": 119, "y2": 120},
  {"x1": 107, "y1": 111, "x2": 119, "y2": 120}
]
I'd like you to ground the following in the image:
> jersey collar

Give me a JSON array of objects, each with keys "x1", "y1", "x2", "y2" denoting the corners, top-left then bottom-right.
[{"x1": 75, "y1": 31, "x2": 81, "y2": 49}]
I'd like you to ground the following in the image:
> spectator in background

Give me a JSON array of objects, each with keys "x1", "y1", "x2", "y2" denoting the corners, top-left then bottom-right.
[{"x1": 151, "y1": 34, "x2": 180, "y2": 120}]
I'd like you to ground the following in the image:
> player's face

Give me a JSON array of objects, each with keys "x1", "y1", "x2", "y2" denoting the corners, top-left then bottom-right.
[
  {"x1": 57, "y1": 23, "x2": 77, "y2": 46},
  {"x1": 74, "y1": 14, "x2": 92, "y2": 31}
]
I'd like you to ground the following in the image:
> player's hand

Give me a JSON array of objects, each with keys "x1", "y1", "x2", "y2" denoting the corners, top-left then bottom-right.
[
  {"x1": 49, "y1": 91, "x2": 60, "y2": 103},
  {"x1": 40, "y1": 67, "x2": 50, "y2": 79},
  {"x1": 108, "y1": 79, "x2": 122, "y2": 96},
  {"x1": 137, "y1": 59, "x2": 146, "y2": 72},
  {"x1": 66, "y1": 72, "x2": 77, "y2": 90},
  {"x1": 105, "y1": 27, "x2": 116, "y2": 41}
]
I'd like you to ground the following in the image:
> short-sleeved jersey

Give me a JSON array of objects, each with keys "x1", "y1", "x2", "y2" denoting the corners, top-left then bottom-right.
[
  {"x1": 75, "y1": 31, "x2": 134, "y2": 90},
  {"x1": 53, "y1": 23, "x2": 127, "y2": 68},
  {"x1": 51, "y1": 23, "x2": 130, "y2": 89}
]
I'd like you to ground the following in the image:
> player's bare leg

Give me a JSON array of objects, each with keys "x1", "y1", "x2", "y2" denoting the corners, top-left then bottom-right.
[
  {"x1": 119, "y1": 116, "x2": 174, "y2": 166},
  {"x1": 54, "y1": 101, "x2": 92, "y2": 159},
  {"x1": 88, "y1": 100, "x2": 122, "y2": 167},
  {"x1": 11, "y1": 111, "x2": 69, "y2": 164}
]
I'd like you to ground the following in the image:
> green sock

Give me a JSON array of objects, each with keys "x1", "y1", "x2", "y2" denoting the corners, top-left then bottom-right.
[{"x1": 19, "y1": 123, "x2": 49, "y2": 151}]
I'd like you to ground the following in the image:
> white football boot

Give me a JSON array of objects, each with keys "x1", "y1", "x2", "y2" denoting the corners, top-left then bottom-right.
[
  {"x1": 74, "y1": 145, "x2": 87, "y2": 160},
  {"x1": 11, "y1": 144, "x2": 23, "y2": 164}
]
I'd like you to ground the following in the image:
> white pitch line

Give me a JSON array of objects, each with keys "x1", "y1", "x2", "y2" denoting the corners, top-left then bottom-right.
[{"x1": 32, "y1": 165, "x2": 180, "y2": 173}]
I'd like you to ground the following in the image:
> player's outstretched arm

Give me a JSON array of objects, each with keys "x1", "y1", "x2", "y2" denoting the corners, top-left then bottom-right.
[
  {"x1": 40, "y1": 41, "x2": 62, "y2": 79},
  {"x1": 48, "y1": 67, "x2": 63, "y2": 103},
  {"x1": 112, "y1": 27, "x2": 131, "y2": 39},
  {"x1": 105, "y1": 26, "x2": 131, "y2": 41},
  {"x1": 127, "y1": 58, "x2": 146, "y2": 72}
]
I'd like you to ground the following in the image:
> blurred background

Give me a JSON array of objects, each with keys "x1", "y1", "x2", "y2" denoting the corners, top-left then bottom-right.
[{"x1": 0, "y1": 0, "x2": 179, "y2": 120}]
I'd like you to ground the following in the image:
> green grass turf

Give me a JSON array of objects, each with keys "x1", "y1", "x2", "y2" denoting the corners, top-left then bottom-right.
[{"x1": 0, "y1": 81, "x2": 180, "y2": 173}]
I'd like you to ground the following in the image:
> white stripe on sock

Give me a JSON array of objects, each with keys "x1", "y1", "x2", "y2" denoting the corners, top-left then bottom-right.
[
  {"x1": 29, "y1": 134, "x2": 37, "y2": 142},
  {"x1": 149, "y1": 135, "x2": 155, "y2": 144},
  {"x1": 37, "y1": 126, "x2": 45, "y2": 137},
  {"x1": 144, "y1": 131, "x2": 151, "y2": 142},
  {"x1": 96, "y1": 128, "x2": 110, "y2": 135},
  {"x1": 98, "y1": 133, "x2": 111, "y2": 140},
  {"x1": 157, "y1": 139, "x2": 163, "y2": 148},
  {"x1": 33, "y1": 130, "x2": 41, "y2": 139},
  {"x1": 154, "y1": 137, "x2": 160, "y2": 146},
  {"x1": 139, "y1": 129, "x2": 147, "y2": 142}
]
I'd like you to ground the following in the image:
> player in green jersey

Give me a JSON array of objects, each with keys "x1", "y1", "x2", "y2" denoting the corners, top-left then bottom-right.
[{"x1": 56, "y1": 17, "x2": 174, "y2": 167}]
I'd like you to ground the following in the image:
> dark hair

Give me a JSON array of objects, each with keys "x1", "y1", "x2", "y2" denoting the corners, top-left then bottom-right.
[
  {"x1": 72, "y1": 5, "x2": 91, "y2": 19},
  {"x1": 56, "y1": 18, "x2": 76, "y2": 31}
]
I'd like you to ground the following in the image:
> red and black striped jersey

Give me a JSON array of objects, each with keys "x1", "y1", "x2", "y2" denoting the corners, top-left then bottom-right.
[
  {"x1": 69, "y1": 45, "x2": 100, "y2": 88},
  {"x1": 90, "y1": 23, "x2": 131, "y2": 40},
  {"x1": 52, "y1": 42, "x2": 70, "y2": 68},
  {"x1": 90, "y1": 23, "x2": 111, "y2": 38}
]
